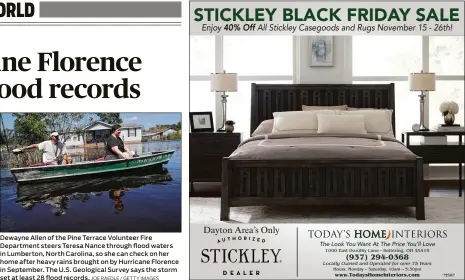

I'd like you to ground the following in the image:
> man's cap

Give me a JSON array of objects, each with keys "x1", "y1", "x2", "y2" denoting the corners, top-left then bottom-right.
[{"x1": 50, "y1": 132, "x2": 59, "y2": 137}]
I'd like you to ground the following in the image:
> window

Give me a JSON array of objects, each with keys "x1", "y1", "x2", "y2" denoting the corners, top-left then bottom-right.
[
  {"x1": 429, "y1": 36, "x2": 464, "y2": 75},
  {"x1": 190, "y1": 36, "x2": 215, "y2": 75},
  {"x1": 190, "y1": 81, "x2": 216, "y2": 116},
  {"x1": 129, "y1": 129, "x2": 135, "y2": 137},
  {"x1": 353, "y1": 81, "x2": 417, "y2": 139},
  {"x1": 428, "y1": 36, "x2": 464, "y2": 130},
  {"x1": 429, "y1": 81, "x2": 464, "y2": 128},
  {"x1": 352, "y1": 36, "x2": 423, "y2": 141},
  {"x1": 353, "y1": 36, "x2": 464, "y2": 144},
  {"x1": 190, "y1": 36, "x2": 294, "y2": 139},
  {"x1": 223, "y1": 36, "x2": 293, "y2": 76},
  {"x1": 352, "y1": 36, "x2": 422, "y2": 77}
]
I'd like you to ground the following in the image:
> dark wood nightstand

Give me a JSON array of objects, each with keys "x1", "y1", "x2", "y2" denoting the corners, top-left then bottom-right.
[
  {"x1": 189, "y1": 132, "x2": 242, "y2": 192},
  {"x1": 402, "y1": 131, "x2": 464, "y2": 197}
]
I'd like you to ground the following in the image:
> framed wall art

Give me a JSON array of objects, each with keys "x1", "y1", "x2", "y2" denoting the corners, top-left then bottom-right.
[{"x1": 309, "y1": 36, "x2": 334, "y2": 67}]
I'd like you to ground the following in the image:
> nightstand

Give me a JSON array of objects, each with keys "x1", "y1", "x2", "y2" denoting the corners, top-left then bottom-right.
[
  {"x1": 402, "y1": 131, "x2": 464, "y2": 197},
  {"x1": 189, "y1": 132, "x2": 242, "y2": 192}
]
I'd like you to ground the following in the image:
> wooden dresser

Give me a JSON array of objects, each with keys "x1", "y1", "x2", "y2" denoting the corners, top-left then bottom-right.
[{"x1": 189, "y1": 132, "x2": 242, "y2": 192}]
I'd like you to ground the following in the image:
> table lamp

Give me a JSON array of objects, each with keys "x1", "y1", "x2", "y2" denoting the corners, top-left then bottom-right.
[
  {"x1": 409, "y1": 70, "x2": 436, "y2": 131},
  {"x1": 211, "y1": 71, "x2": 238, "y2": 132}
]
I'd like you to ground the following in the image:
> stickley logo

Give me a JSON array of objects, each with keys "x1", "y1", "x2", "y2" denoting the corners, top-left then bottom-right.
[
  {"x1": 200, "y1": 226, "x2": 283, "y2": 276},
  {"x1": 0, "y1": 2, "x2": 35, "y2": 18},
  {"x1": 200, "y1": 248, "x2": 281, "y2": 264}
]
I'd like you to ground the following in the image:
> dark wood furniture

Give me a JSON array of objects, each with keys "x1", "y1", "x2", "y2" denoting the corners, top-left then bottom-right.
[
  {"x1": 221, "y1": 83, "x2": 425, "y2": 221},
  {"x1": 402, "y1": 131, "x2": 464, "y2": 197},
  {"x1": 190, "y1": 132, "x2": 242, "y2": 192}
]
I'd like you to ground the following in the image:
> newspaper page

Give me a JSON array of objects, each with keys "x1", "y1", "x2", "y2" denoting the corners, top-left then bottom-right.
[
  {"x1": 0, "y1": 1, "x2": 189, "y2": 280},
  {"x1": 1, "y1": 0, "x2": 464, "y2": 280},
  {"x1": 188, "y1": 1, "x2": 465, "y2": 280}
]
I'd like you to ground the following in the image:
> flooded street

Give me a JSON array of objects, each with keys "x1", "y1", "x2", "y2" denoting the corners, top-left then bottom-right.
[{"x1": 0, "y1": 141, "x2": 182, "y2": 232}]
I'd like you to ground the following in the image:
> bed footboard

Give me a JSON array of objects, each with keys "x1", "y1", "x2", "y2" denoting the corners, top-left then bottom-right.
[{"x1": 221, "y1": 157, "x2": 425, "y2": 221}]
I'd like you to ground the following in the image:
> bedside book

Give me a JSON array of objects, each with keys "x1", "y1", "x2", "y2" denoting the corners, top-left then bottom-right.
[{"x1": 437, "y1": 125, "x2": 464, "y2": 132}]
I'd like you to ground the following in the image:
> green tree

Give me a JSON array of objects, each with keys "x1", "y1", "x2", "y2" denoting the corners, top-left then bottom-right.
[
  {"x1": 174, "y1": 121, "x2": 181, "y2": 130},
  {"x1": 12, "y1": 113, "x2": 48, "y2": 145},
  {"x1": 166, "y1": 131, "x2": 181, "y2": 140},
  {"x1": 149, "y1": 122, "x2": 181, "y2": 131},
  {"x1": 11, "y1": 113, "x2": 86, "y2": 145},
  {"x1": 43, "y1": 113, "x2": 85, "y2": 142},
  {"x1": 96, "y1": 113, "x2": 122, "y2": 124},
  {"x1": 0, "y1": 128, "x2": 15, "y2": 145}
]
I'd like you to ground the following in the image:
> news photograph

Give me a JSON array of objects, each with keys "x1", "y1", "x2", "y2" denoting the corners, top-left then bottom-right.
[
  {"x1": 188, "y1": 35, "x2": 464, "y2": 224},
  {"x1": 0, "y1": 112, "x2": 182, "y2": 232}
]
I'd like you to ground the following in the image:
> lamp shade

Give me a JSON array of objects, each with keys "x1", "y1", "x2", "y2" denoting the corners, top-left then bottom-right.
[
  {"x1": 409, "y1": 72, "x2": 436, "y2": 91},
  {"x1": 211, "y1": 73, "x2": 238, "y2": 92}
]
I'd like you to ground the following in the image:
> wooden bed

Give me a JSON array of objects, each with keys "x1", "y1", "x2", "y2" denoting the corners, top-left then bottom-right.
[{"x1": 220, "y1": 83, "x2": 425, "y2": 221}]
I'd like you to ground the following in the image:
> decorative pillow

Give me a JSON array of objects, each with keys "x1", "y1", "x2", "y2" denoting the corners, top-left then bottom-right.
[
  {"x1": 347, "y1": 107, "x2": 378, "y2": 111},
  {"x1": 339, "y1": 109, "x2": 394, "y2": 137},
  {"x1": 317, "y1": 114, "x2": 367, "y2": 134},
  {"x1": 251, "y1": 119, "x2": 274, "y2": 137},
  {"x1": 271, "y1": 110, "x2": 338, "y2": 134},
  {"x1": 302, "y1": 105, "x2": 348, "y2": 111}
]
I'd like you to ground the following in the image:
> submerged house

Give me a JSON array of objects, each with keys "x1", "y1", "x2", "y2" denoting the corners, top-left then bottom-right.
[
  {"x1": 142, "y1": 128, "x2": 179, "y2": 141},
  {"x1": 162, "y1": 128, "x2": 177, "y2": 136},
  {"x1": 141, "y1": 129, "x2": 164, "y2": 141},
  {"x1": 63, "y1": 121, "x2": 143, "y2": 147}
]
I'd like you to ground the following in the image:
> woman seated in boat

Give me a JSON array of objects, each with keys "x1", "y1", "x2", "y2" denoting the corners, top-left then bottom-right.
[
  {"x1": 17, "y1": 132, "x2": 69, "y2": 165},
  {"x1": 104, "y1": 124, "x2": 134, "y2": 160}
]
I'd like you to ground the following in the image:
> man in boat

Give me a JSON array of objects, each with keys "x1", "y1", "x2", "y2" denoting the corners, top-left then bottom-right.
[
  {"x1": 18, "y1": 132, "x2": 69, "y2": 165},
  {"x1": 104, "y1": 124, "x2": 134, "y2": 160}
]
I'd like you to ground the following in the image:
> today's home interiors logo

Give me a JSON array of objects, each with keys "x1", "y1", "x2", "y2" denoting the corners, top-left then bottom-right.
[{"x1": 308, "y1": 229, "x2": 449, "y2": 240}]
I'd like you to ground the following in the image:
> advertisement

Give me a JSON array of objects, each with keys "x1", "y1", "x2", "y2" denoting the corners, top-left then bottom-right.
[
  {"x1": 0, "y1": 0, "x2": 464, "y2": 280},
  {"x1": 190, "y1": 224, "x2": 463, "y2": 279},
  {"x1": 189, "y1": 1, "x2": 464, "y2": 280}
]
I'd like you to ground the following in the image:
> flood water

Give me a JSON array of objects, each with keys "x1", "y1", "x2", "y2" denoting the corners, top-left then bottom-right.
[{"x1": 0, "y1": 141, "x2": 182, "y2": 232}]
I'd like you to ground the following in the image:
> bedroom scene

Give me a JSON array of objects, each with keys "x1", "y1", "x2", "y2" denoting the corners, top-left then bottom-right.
[{"x1": 189, "y1": 35, "x2": 464, "y2": 224}]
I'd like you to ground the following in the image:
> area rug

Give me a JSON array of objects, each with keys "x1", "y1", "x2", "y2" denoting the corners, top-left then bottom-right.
[{"x1": 190, "y1": 197, "x2": 464, "y2": 223}]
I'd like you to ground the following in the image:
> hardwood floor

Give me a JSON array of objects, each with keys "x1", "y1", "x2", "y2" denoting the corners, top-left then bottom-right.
[
  {"x1": 427, "y1": 180, "x2": 463, "y2": 197},
  {"x1": 189, "y1": 182, "x2": 462, "y2": 198}
]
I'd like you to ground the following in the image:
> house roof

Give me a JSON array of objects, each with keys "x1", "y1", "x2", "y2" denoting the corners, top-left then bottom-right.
[
  {"x1": 82, "y1": 120, "x2": 112, "y2": 131},
  {"x1": 121, "y1": 123, "x2": 143, "y2": 128},
  {"x1": 82, "y1": 121, "x2": 142, "y2": 131}
]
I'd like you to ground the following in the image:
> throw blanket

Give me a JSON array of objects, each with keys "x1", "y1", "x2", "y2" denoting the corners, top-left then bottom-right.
[{"x1": 229, "y1": 133, "x2": 417, "y2": 161}]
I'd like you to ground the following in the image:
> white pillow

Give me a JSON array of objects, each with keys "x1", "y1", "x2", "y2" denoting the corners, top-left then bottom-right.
[
  {"x1": 317, "y1": 114, "x2": 367, "y2": 134},
  {"x1": 272, "y1": 110, "x2": 338, "y2": 134},
  {"x1": 339, "y1": 109, "x2": 394, "y2": 137}
]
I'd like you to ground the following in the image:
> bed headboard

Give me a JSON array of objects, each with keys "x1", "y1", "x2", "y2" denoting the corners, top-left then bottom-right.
[{"x1": 250, "y1": 83, "x2": 396, "y2": 136}]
